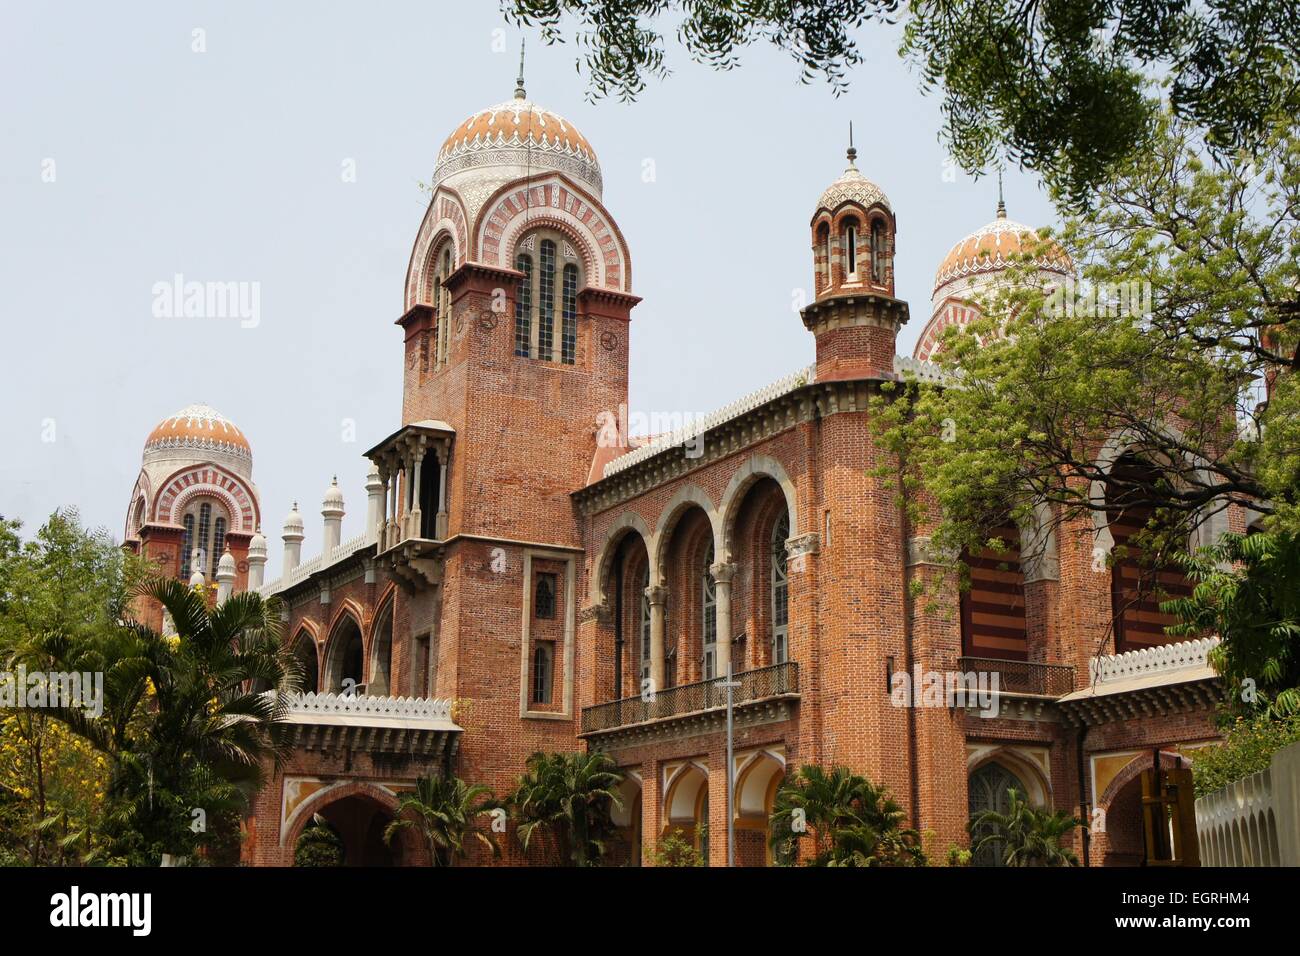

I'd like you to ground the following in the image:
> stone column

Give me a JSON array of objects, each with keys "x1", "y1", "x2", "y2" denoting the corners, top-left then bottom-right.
[
  {"x1": 711, "y1": 561, "x2": 735, "y2": 677},
  {"x1": 435, "y1": 443, "x2": 449, "y2": 540},
  {"x1": 647, "y1": 585, "x2": 667, "y2": 694},
  {"x1": 365, "y1": 464, "x2": 384, "y2": 541}
]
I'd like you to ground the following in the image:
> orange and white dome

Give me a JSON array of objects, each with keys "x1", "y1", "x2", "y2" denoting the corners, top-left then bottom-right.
[
  {"x1": 433, "y1": 94, "x2": 602, "y2": 197},
  {"x1": 143, "y1": 403, "x2": 252, "y2": 473},
  {"x1": 915, "y1": 204, "x2": 1074, "y2": 362},
  {"x1": 932, "y1": 205, "x2": 1072, "y2": 301}
]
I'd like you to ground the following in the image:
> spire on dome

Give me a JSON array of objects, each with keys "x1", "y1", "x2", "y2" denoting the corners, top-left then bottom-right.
[
  {"x1": 996, "y1": 169, "x2": 1007, "y2": 219},
  {"x1": 514, "y1": 38, "x2": 526, "y2": 100},
  {"x1": 846, "y1": 121, "x2": 857, "y2": 168}
]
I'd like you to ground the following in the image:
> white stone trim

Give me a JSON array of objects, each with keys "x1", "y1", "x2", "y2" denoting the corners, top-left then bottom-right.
[{"x1": 603, "y1": 365, "x2": 814, "y2": 479}]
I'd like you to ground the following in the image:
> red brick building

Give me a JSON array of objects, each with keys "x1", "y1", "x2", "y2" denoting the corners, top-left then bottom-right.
[{"x1": 124, "y1": 85, "x2": 1228, "y2": 867}]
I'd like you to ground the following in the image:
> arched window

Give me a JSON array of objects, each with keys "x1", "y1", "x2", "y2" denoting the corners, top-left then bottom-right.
[
  {"x1": 771, "y1": 513, "x2": 789, "y2": 664},
  {"x1": 534, "y1": 573, "x2": 557, "y2": 620},
  {"x1": 701, "y1": 542, "x2": 717, "y2": 680},
  {"x1": 209, "y1": 516, "x2": 227, "y2": 578},
  {"x1": 844, "y1": 220, "x2": 859, "y2": 279},
  {"x1": 293, "y1": 632, "x2": 319, "y2": 694},
  {"x1": 532, "y1": 643, "x2": 554, "y2": 704},
  {"x1": 513, "y1": 231, "x2": 581, "y2": 364},
  {"x1": 180, "y1": 513, "x2": 195, "y2": 579},
  {"x1": 639, "y1": 565, "x2": 652, "y2": 685},
  {"x1": 968, "y1": 763, "x2": 1028, "y2": 867},
  {"x1": 370, "y1": 603, "x2": 393, "y2": 696},
  {"x1": 514, "y1": 251, "x2": 533, "y2": 357},
  {"x1": 817, "y1": 223, "x2": 831, "y2": 290},
  {"x1": 538, "y1": 239, "x2": 556, "y2": 360},
  {"x1": 871, "y1": 219, "x2": 885, "y2": 283},
  {"x1": 327, "y1": 617, "x2": 365, "y2": 694},
  {"x1": 562, "y1": 263, "x2": 578, "y2": 364},
  {"x1": 179, "y1": 498, "x2": 229, "y2": 581},
  {"x1": 438, "y1": 246, "x2": 453, "y2": 363}
]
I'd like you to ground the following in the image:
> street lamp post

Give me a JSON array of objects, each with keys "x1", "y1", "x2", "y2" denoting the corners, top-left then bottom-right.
[{"x1": 718, "y1": 662, "x2": 741, "y2": 867}]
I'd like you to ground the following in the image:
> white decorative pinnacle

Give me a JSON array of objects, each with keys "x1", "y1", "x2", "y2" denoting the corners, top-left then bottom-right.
[{"x1": 1089, "y1": 637, "x2": 1220, "y2": 685}]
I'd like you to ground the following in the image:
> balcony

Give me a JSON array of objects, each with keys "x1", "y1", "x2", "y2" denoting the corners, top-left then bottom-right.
[
  {"x1": 580, "y1": 661, "x2": 800, "y2": 745},
  {"x1": 957, "y1": 656, "x2": 1076, "y2": 699}
]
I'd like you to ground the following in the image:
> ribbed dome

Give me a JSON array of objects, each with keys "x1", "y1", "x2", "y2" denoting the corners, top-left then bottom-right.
[
  {"x1": 433, "y1": 95, "x2": 602, "y2": 196},
  {"x1": 816, "y1": 161, "x2": 890, "y2": 215},
  {"x1": 933, "y1": 209, "x2": 1072, "y2": 299},
  {"x1": 282, "y1": 503, "x2": 305, "y2": 536},
  {"x1": 144, "y1": 403, "x2": 251, "y2": 474},
  {"x1": 322, "y1": 477, "x2": 344, "y2": 513}
]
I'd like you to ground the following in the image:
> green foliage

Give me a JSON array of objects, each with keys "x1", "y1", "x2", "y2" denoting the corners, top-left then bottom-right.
[
  {"x1": 652, "y1": 827, "x2": 706, "y2": 867},
  {"x1": 1166, "y1": 531, "x2": 1300, "y2": 716},
  {"x1": 968, "y1": 788, "x2": 1081, "y2": 866},
  {"x1": 1191, "y1": 714, "x2": 1300, "y2": 797},
  {"x1": 871, "y1": 111, "x2": 1299, "y2": 652},
  {"x1": 0, "y1": 511, "x2": 141, "y2": 865},
  {"x1": 384, "y1": 774, "x2": 500, "y2": 866},
  {"x1": 507, "y1": 750, "x2": 624, "y2": 866},
  {"x1": 294, "y1": 817, "x2": 344, "y2": 867},
  {"x1": 36, "y1": 571, "x2": 303, "y2": 864},
  {"x1": 769, "y1": 764, "x2": 925, "y2": 866},
  {"x1": 504, "y1": 0, "x2": 1300, "y2": 202},
  {"x1": 946, "y1": 845, "x2": 972, "y2": 866}
]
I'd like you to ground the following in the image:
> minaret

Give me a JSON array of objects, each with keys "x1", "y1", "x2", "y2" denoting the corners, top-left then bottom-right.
[
  {"x1": 216, "y1": 546, "x2": 237, "y2": 603},
  {"x1": 246, "y1": 528, "x2": 268, "y2": 590},
  {"x1": 282, "y1": 503, "x2": 304, "y2": 577},
  {"x1": 322, "y1": 477, "x2": 345, "y2": 552},
  {"x1": 803, "y1": 132, "x2": 907, "y2": 380},
  {"x1": 365, "y1": 464, "x2": 384, "y2": 540}
]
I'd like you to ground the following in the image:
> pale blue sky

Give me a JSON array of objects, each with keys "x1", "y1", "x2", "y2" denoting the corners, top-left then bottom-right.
[{"x1": 0, "y1": 1, "x2": 1057, "y2": 572}]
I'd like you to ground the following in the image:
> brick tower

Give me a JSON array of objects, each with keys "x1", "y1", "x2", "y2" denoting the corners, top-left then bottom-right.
[{"x1": 364, "y1": 73, "x2": 638, "y2": 822}]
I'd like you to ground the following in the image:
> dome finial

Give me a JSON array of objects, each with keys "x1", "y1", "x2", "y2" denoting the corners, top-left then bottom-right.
[
  {"x1": 514, "y1": 38, "x2": 526, "y2": 100},
  {"x1": 996, "y1": 168, "x2": 1007, "y2": 219},
  {"x1": 846, "y1": 121, "x2": 857, "y2": 168}
]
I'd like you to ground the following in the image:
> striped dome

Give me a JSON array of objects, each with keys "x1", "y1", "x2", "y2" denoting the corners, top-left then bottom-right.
[{"x1": 433, "y1": 96, "x2": 602, "y2": 195}]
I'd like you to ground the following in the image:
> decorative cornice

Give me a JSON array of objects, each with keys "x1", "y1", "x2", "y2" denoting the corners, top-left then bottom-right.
[
  {"x1": 801, "y1": 292, "x2": 909, "y2": 333},
  {"x1": 574, "y1": 375, "x2": 884, "y2": 516},
  {"x1": 1090, "y1": 637, "x2": 1220, "y2": 686}
]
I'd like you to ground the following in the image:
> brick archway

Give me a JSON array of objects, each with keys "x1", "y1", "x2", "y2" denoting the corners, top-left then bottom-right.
[{"x1": 283, "y1": 781, "x2": 429, "y2": 867}]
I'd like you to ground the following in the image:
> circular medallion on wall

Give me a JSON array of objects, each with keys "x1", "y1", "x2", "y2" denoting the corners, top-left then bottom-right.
[
  {"x1": 478, "y1": 311, "x2": 499, "y2": 332},
  {"x1": 600, "y1": 331, "x2": 618, "y2": 352}
]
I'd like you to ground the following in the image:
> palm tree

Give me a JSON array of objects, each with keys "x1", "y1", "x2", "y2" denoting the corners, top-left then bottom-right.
[
  {"x1": 508, "y1": 751, "x2": 624, "y2": 866},
  {"x1": 769, "y1": 764, "x2": 924, "y2": 866},
  {"x1": 383, "y1": 774, "x2": 500, "y2": 866},
  {"x1": 968, "y1": 788, "x2": 1081, "y2": 866},
  {"x1": 46, "y1": 577, "x2": 301, "y2": 864}
]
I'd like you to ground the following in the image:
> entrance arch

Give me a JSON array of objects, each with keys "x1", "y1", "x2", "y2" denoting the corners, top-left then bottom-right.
[{"x1": 286, "y1": 783, "x2": 427, "y2": 866}]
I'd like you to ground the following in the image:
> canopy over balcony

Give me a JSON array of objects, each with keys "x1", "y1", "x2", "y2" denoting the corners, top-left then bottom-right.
[{"x1": 276, "y1": 691, "x2": 462, "y2": 757}]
